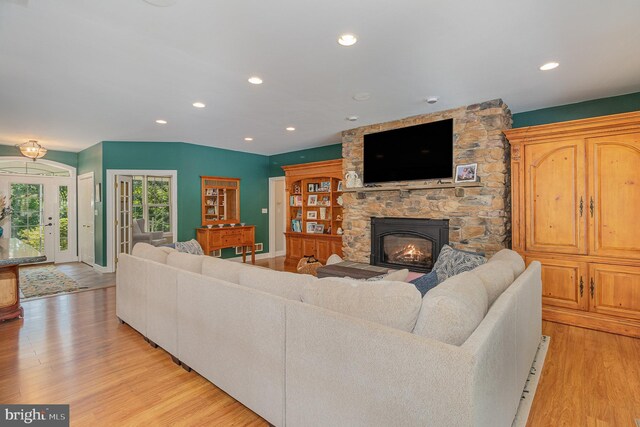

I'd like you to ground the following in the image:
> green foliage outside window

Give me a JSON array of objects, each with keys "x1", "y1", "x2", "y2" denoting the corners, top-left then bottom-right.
[{"x1": 132, "y1": 176, "x2": 171, "y2": 233}]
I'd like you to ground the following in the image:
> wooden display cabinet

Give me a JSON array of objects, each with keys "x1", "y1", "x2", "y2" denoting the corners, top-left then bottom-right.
[
  {"x1": 201, "y1": 176, "x2": 240, "y2": 226},
  {"x1": 283, "y1": 160, "x2": 343, "y2": 264}
]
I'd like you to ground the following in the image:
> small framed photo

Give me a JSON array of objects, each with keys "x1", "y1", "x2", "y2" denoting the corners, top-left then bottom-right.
[
  {"x1": 337, "y1": 181, "x2": 343, "y2": 191},
  {"x1": 307, "y1": 194, "x2": 318, "y2": 206},
  {"x1": 314, "y1": 224, "x2": 325, "y2": 234},
  {"x1": 306, "y1": 222, "x2": 317, "y2": 233},
  {"x1": 455, "y1": 163, "x2": 478, "y2": 183},
  {"x1": 307, "y1": 210, "x2": 317, "y2": 220},
  {"x1": 307, "y1": 183, "x2": 315, "y2": 192}
]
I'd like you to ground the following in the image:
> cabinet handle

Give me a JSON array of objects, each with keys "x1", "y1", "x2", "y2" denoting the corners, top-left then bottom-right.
[
  {"x1": 590, "y1": 197, "x2": 594, "y2": 217},
  {"x1": 590, "y1": 277, "x2": 595, "y2": 298},
  {"x1": 579, "y1": 197, "x2": 584, "y2": 217},
  {"x1": 579, "y1": 276, "x2": 584, "y2": 297}
]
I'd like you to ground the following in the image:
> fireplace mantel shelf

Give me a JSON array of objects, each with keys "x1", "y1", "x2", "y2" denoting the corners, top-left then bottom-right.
[{"x1": 342, "y1": 182, "x2": 482, "y2": 194}]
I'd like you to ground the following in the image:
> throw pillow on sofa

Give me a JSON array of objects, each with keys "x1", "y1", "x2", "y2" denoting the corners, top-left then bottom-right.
[
  {"x1": 239, "y1": 268, "x2": 317, "y2": 301},
  {"x1": 132, "y1": 242, "x2": 172, "y2": 264},
  {"x1": 469, "y1": 261, "x2": 515, "y2": 305},
  {"x1": 302, "y1": 278, "x2": 422, "y2": 332},
  {"x1": 174, "y1": 239, "x2": 204, "y2": 255},
  {"x1": 432, "y1": 244, "x2": 486, "y2": 283},
  {"x1": 413, "y1": 271, "x2": 489, "y2": 346},
  {"x1": 409, "y1": 270, "x2": 439, "y2": 297}
]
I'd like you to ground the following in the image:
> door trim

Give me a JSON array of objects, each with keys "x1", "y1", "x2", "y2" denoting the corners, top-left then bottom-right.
[
  {"x1": 268, "y1": 176, "x2": 286, "y2": 258},
  {"x1": 106, "y1": 169, "x2": 178, "y2": 273}
]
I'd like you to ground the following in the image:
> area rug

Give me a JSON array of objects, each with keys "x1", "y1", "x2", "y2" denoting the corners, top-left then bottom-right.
[
  {"x1": 19, "y1": 265, "x2": 86, "y2": 298},
  {"x1": 512, "y1": 335, "x2": 551, "y2": 427}
]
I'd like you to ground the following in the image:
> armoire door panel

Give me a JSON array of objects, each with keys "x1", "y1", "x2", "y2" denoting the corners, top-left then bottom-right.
[
  {"x1": 526, "y1": 256, "x2": 588, "y2": 310},
  {"x1": 588, "y1": 134, "x2": 640, "y2": 260},
  {"x1": 589, "y1": 263, "x2": 640, "y2": 320},
  {"x1": 524, "y1": 141, "x2": 586, "y2": 254}
]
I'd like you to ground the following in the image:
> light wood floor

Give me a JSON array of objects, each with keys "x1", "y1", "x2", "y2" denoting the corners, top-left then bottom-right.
[{"x1": 1, "y1": 257, "x2": 638, "y2": 426}]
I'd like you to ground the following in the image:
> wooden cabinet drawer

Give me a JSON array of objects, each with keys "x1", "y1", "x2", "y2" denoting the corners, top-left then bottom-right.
[
  {"x1": 526, "y1": 256, "x2": 588, "y2": 311},
  {"x1": 589, "y1": 263, "x2": 640, "y2": 320}
]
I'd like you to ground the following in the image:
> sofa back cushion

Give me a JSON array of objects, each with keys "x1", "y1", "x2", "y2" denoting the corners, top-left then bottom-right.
[
  {"x1": 488, "y1": 249, "x2": 525, "y2": 277},
  {"x1": 201, "y1": 256, "x2": 259, "y2": 284},
  {"x1": 302, "y1": 278, "x2": 422, "y2": 332},
  {"x1": 413, "y1": 272, "x2": 488, "y2": 346},
  {"x1": 239, "y1": 268, "x2": 316, "y2": 301},
  {"x1": 166, "y1": 252, "x2": 205, "y2": 273},
  {"x1": 132, "y1": 242, "x2": 170, "y2": 264},
  {"x1": 470, "y1": 261, "x2": 515, "y2": 306}
]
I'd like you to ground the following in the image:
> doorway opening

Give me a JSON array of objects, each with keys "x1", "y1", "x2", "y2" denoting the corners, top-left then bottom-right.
[
  {"x1": 0, "y1": 158, "x2": 77, "y2": 263},
  {"x1": 268, "y1": 176, "x2": 286, "y2": 257}
]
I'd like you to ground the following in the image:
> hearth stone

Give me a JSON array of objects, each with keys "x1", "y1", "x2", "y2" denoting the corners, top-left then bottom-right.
[{"x1": 370, "y1": 218, "x2": 449, "y2": 273}]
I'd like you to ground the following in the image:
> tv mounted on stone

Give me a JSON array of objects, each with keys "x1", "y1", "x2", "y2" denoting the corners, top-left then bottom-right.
[{"x1": 363, "y1": 118, "x2": 453, "y2": 184}]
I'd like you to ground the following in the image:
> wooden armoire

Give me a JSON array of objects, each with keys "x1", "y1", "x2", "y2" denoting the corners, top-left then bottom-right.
[{"x1": 505, "y1": 111, "x2": 640, "y2": 337}]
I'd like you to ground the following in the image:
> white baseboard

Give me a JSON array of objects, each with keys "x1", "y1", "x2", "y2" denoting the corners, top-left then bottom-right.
[
  {"x1": 93, "y1": 264, "x2": 113, "y2": 273},
  {"x1": 227, "y1": 252, "x2": 272, "y2": 262},
  {"x1": 274, "y1": 250, "x2": 286, "y2": 257}
]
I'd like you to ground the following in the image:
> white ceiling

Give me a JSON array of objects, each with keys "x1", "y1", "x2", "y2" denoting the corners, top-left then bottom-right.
[{"x1": 1, "y1": 0, "x2": 639, "y2": 155}]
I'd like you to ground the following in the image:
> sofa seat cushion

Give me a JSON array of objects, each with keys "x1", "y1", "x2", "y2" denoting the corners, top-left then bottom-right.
[
  {"x1": 132, "y1": 242, "x2": 171, "y2": 264},
  {"x1": 432, "y1": 244, "x2": 487, "y2": 283},
  {"x1": 489, "y1": 249, "x2": 525, "y2": 277},
  {"x1": 166, "y1": 252, "x2": 205, "y2": 273},
  {"x1": 470, "y1": 261, "x2": 515, "y2": 306},
  {"x1": 201, "y1": 256, "x2": 261, "y2": 284},
  {"x1": 302, "y1": 278, "x2": 422, "y2": 332},
  {"x1": 413, "y1": 272, "x2": 488, "y2": 346},
  {"x1": 239, "y1": 268, "x2": 316, "y2": 301}
]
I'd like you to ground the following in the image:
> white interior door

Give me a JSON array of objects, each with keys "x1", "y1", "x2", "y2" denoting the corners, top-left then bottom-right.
[
  {"x1": 116, "y1": 175, "x2": 133, "y2": 261},
  {"x1": 78, "y1": 173, "x2": 95, "y2": 266},
  {"x1": 274, "y1": 179, "x2": 286, "y2": 254}
]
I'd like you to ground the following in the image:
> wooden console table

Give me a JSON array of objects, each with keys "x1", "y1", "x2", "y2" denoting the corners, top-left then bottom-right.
[
  {"x1": 0, "y1": 238, "x2": 47, "y2": 322},
  {"x1": 196, "y1": 225, "x2": 256, "y2": 264}
]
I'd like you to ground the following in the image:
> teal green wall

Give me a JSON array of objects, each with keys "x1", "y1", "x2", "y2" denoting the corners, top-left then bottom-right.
[
  {"x1": 0, "y1": 144, "x2": 78, "y2": 168},
  {"x1": 97, "y1": 141, "x2": 270, "y2": 265},
  {"x1": 513, "y1": 91, "x2": 640, "y2": 128},
  {"x1": 78, "y1": 142, "x2": 104, "y2": 265},
  {"x1": 268, "y1": 143, "x2": 342, "y2": 176}
]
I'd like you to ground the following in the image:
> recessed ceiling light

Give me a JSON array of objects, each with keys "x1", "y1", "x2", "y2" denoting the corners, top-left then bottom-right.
[
  {"x1": 192, "y1": 102, "x2": 206, "y2": 108},
  {"x1": 244, "y1": 137, "x2": 253, "y2": 142},
  {"x1": 338, "y1": 34, "x2": 357, "y2": 46},
  {"x1": 155, "y1": 119, "x2": 167, "y2": 124},
  {"x1": 426, "y1": 96, "x2": 439, "y2": 104},
  {"x1": 539, "y1": 62, "x2": 559, "y2": 71},
  {"x1": 286, "y1": 127, "x2": 296, "y2": 131},
  {"x1": 353, "y1": 92, "x2": 371, "y2": 101},
  {"x1": 346, "y1": 116, "x2": 359, "y2": 122},
  {"x1": 248, "y1": 76, "x2": 263, "y2": 85}
]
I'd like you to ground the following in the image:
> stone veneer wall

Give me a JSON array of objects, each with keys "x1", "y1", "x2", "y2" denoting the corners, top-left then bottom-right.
[{"x1": 341, "y1": 99, "x2": 512, "y2": 262}]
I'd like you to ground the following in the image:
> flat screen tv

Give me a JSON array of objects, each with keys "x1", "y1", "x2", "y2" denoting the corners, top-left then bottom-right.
[{"x1": 363, "y1": 118, "x2": 453, "y2": 184}]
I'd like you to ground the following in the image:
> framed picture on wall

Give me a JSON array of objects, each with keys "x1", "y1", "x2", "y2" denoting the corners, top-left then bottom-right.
[{"x1": 454, "y1": 163, "x2": 478, "y2": 183}]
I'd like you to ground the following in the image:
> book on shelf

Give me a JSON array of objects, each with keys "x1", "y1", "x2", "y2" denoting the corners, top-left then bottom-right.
[{"x1": 290, "y1": 195, "x2": 303, "y2": 206}]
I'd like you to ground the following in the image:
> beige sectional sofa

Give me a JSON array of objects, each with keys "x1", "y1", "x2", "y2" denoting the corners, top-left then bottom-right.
[{"x1": 116, "y1": 243, "x2": 541, "y2": 427}]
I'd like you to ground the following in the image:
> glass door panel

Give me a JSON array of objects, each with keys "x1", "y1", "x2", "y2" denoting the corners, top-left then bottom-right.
[{"x1": 10, "y1": 183, "x2": 46, "y2": 254}]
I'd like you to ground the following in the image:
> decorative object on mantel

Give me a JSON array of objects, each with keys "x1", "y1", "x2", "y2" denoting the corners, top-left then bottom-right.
[
  {"x1": 16, "y1": 140, "x2": 47, "y2": 161},
  {"x1": 454, "y1": 163, "x2": 478, "y2": 183},
  {"x1": 344, "y1": 171, "x2": 362, "y2": 188}
]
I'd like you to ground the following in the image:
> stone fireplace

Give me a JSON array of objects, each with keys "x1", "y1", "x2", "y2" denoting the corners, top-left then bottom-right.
[
  {"x1": 341, "y1": 99, "x2": 512, "y2": 262},
  {"x1": 371, "y1": 218, "x2": 448, "y2": 273}
]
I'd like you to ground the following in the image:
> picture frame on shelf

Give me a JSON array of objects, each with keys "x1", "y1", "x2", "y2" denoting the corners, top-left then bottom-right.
[
  {"x1": 293, "y1": 183, "x2": 301, "y2": 194},
  {"x1": 337, "y1": 181, "x2": 343, "y2": 191},
  {"x1": 454, "y1": 163, "x2": 478, "y2": 183},
  {"x1": 314, "y1": 224, "x2": 325, "y2": 234},
  {"x1": 307, "y1": 195, "x2": 318, "y2": 206},
  {"x1": 307, "y1": 210, "x2": 317, "y2": 220},
  {"x1": 306, "y1": 222, "x2": 317, "y2": 233},
  {"x1": 320, "y1": 181, "x2": 331, "y2": 192},
  {"x1": 307, "y1": 183, "x2": 315, "y2": 192}
]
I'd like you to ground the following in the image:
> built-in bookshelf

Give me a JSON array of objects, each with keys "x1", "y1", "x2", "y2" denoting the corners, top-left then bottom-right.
[{"x1": 282, "y1": 159, "x2": 343, "y2": 264}]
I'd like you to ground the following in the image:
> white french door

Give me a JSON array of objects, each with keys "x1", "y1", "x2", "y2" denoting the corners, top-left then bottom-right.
[
  {"x1": 0, "y1": 176, "x2": 77, "y2": 263},
  {"x1": 116, "y1": 175, "x2": 133, "y2": 261},
  {"x1": 78, "y1": 173, "x2": 95, "y2": 266}
]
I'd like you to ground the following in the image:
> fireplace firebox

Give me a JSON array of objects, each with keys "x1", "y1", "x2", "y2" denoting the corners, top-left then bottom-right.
[{"x1": 370, "y1": 218, "x2": 449, "y2": 273}]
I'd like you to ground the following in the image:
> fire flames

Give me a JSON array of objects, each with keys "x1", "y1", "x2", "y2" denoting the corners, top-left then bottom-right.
[{"x1": 390, "y1": 244, "x2": 428, "y2": 263}]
